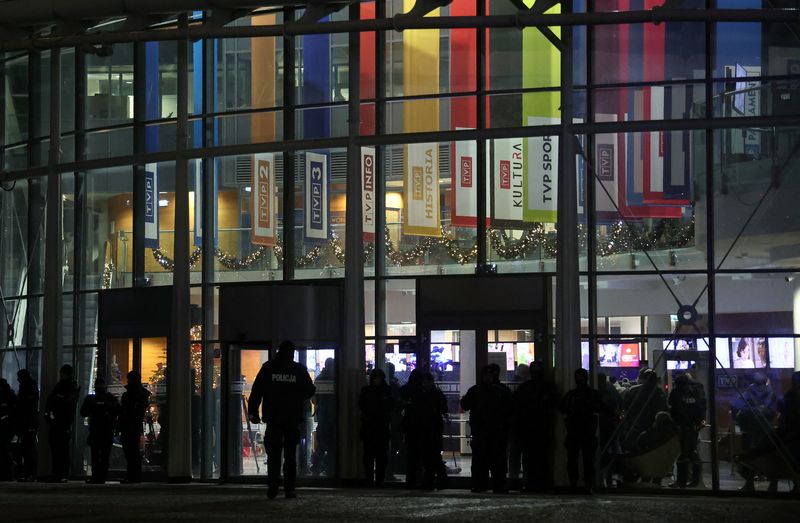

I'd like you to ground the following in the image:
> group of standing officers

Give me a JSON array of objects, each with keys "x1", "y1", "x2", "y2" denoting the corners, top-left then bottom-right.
[{"x1": 0, "y1": 364, "x2": 151, "y2": 484}]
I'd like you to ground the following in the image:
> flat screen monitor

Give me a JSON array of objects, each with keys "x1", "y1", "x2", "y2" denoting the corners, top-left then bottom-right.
[
  {"x1": 767, "y1": 338, "x2": 795, "y2": 368},
  {"x1": 715, "y1": 338, "x2": 731, "y2": 369},
  {"x1": 731, "y1": 337, "x2": 767, "y2": 369},
  {"x1": 599, "y1": 342, "x2": 639, "y2": 368},
  {"x1": 668, "y1": 360, "x2": 695, "y2": 370},
  {"x1": 662, "y1": 338, "x2": 710, "y2": 352},
  {"x1": 581, "y1": 341, "x2": 590, "y2": 371}
]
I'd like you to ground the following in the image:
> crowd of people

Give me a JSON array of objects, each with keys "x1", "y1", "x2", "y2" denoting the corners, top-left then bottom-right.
[
  {"x1": 0, "y1": 364, "x2": 153, "y2": 484},
  {"x1": 1, "y1": 342, "x2": 799, "y2": 499}
]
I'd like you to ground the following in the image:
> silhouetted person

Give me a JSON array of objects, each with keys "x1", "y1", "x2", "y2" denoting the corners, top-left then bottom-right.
[
  {"x1": 80, "y1": 377, "x2": 119, "y2": 484},
  {"x1": 732, "y1": 372, "x2": 778, "y2": 492},
  {"x1": 120, "y1": 370, "x2": 150, "y2": 483},
  {"x1": 559, "y1": 368, "x2": 603, "y2": 493},
  {"x1": 512, "y1": 362, "x2": 557, "y2": 492},
  {"x1": 248, "y1": 340, "x2": 316, "y2": 499},
  {"x1": 623, "y1": 368, "x2": 667, "y2": 450},
  {"x1": 312, "y1": 357, "x2": 335, "y2": 476},
  {"x1": 359, "y1": 368, "x2": 394, "y2": 486},
  {"x1": 400, "y1": 370, "x2": 448, "y2": 490},
  {"x1": 461, "y1": 364, "x2": 513, "y2": 493},
  {"x1": 384, "y1": 361, "x2": 404, "y2": 480},
  {"x1": 0, "y1": 378, "x2": 17, "y2": 481},
  {"x1": 45, "y1": 364, "x2": 80, "y2": 482},
  {"x1": 669, "y1": 372, "x2": 706, "y2": 487},
  {"x1": 15, "y1": 369, "x2": 39, "y2": 482},
  {"x1": 597, "y1": 373, "x2": 623, "y2": 488}
]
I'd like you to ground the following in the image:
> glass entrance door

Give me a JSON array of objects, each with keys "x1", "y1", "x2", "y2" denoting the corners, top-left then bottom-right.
[
  {"x1": 225, "y1": 344, "x2": 271, "y2": 477},
  {"x1": 103, "y1": 337, "x2": 168, "y2": 478}
]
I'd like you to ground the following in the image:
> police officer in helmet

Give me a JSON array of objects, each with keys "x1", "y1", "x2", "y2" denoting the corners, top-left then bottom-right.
[
  {"x1": 248, "y1": 340, "x2": 316, "y2": 499},
  {"x1": 668, "y1": 371, "x2": 706, "y2": 488}
]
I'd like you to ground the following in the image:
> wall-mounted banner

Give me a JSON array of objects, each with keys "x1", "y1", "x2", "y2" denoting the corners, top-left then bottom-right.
[
  {"x1": 305, "y1": 152, "x2": 329, "y2": 242},
  {"x1": 491, "y1": 138, "x2": 525, "y2": 224},
  {"x1": 144, "y1": 163, "x2": 159, "y2": 249},
  {"x1": 451, "y1": 139, "x2": 490, "y2": 228},
  {"x1": 361, "y1": 147, "x2": 376, "y2": 241},
  {"x1": 403, "y1": 143, "x2": 440, "y2": 237},
  {"x1": 252, "y1": 153, "x2": 277, "y2": 247},
  {"x1": 523, "y1": 116, "x2": 560, "y2": 223}
]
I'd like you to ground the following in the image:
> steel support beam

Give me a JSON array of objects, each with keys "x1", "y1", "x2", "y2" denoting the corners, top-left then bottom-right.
[
  {"x1": 167, "y1": 13, "x2": 192, "y2": 483},
  {"x1": 40, "y1": 47, "x2": 63, "y2": 478},
  {"x1": 339, "y1": 1, "x2": 363, "y2": 480},
  {"x1": 1, "y1": 9, "x2": 798, "y2": 51}
]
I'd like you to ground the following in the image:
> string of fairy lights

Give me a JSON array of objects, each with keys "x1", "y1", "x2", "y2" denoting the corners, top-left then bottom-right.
[{"x1": 131, "y1": 219, "x2": 693, "y2": 280}]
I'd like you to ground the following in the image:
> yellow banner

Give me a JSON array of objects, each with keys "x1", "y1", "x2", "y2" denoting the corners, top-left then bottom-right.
[{"x1": 522, "y1": 1, "x2": 561, "y2": 223}]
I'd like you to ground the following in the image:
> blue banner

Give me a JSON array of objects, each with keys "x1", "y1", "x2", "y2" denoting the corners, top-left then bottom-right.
[{"x1": 302, "y1": 28, "x2": 331, "y2": 139}]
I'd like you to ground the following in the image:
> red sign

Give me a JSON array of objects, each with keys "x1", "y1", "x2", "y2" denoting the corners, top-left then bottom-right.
[
  {"x1": 460, "y1": 156, "x2": 473, "y2": 188},
  {"x1": 500, "y1": 160, "x2": 511, "y2": 189},
  {"x1": 620, "y1": 343, "x2": 640, "y2": 367}
]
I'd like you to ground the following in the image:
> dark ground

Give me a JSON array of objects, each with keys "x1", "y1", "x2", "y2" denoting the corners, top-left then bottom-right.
[{"x1": 1, "y1": 482, "x2": 799, "y2": 522}]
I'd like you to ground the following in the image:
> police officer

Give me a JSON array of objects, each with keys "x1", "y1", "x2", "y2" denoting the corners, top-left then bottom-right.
[
  {"x1": 15, "y1": 369, "x2": 39, "y2": 482},
  {"x1": 623, "y1": 368, "x2": 667, "y2": 450},
  {"x1": 359, "y1": 368, "x2": 394, "y2": 486},
  {"x1": 512, "y1": 361, "x2": 558, "y2": 491},
  {"x1": 461, "y1": 364, "x2": 513, "y2": 493},
  {"x1": 120, "y1": 370, "x2": 150, "y2": 484},
  {"x1": 80, "y1": 377, "x2": 120, "y2": 484},
  {"x1": 0, "y1": 378, "x2": 17, "y2": 481},
  {"x1": 45, "y1": 364, "x2": 80, "y2": 482},
  {"x1": 559, "y1": 368, "x2": 604, "y2": 493},
  {"x1": 669, "y1": 372, "x2": 706, "y2": 488},
  {"x1": 248, "y1": 340, "x2": 316, "y2": 499}
]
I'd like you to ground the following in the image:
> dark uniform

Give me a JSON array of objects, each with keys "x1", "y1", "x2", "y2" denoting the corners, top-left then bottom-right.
[
  {"x1": 461, "y1": 365, "x2": 513, "y2": 493},
  {"x1": 15, "y1": 370, "x2": 39, "y2": 481},
  {"x1": 512, "y1": 365, "x2": 558, "y2": 491},
  {"x1": 45, "y1": 366, "x2": 80, "y2": 481},
  {"x1": 248, "y1": 344, "x2": 316, "y2": 499},
  {"x1": 731, "y1": 375, "x2": 778, "y2": 491},
  {"x1": 0, "y1": 379, "x2": 17, "y2": 481},
  {"x1": 668, "y1": 374, "x2": 706, "y2": 487},
  {"x1": 80, "y1": 382, "x2": 120, "y2": 484},
  {"x1": 120, "y1": 374, "x2": 150, "y2": 483},
  {"x1": 623, "y1": 369, "x2": 667, "y2": 450},
  {"x1": 400, "y1": 371, "x2": 448, "y2": 490},
  {"x1": 559, "y1": 369, "x2": 604, "y2": 491},
  {"x1": 358, "y1": 369, "x2": 394, "y2": 486}
]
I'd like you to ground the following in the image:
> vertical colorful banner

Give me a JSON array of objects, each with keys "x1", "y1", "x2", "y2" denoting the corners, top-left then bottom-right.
[
  {"x1": 305, "y1": 152, "x2": 329, "y2": 242},
  {"x1": 361, "y1": 147, "x2": 376, "y2": 241},
  {"x1": 522, "y1": 1, "x2": 560, "y2": 223},
  {"x1": 251, "y1": 14, "x2": 277, "y2": 143},
  {"x1": 451, "y1": 138, "x2": 491, "y2": 227},
  {"x1": 402, "y1": 0, "x2": 440, "y2": 236},
  {"x1": 144, "y1": 164, "x2": 159, "y2": 249},
  {"x1": 403, "y1": 143, "x2": 441, "y2": 237},
  {"x1": 491, "y1": 138, "x2": 525, "y2": 224},
  {"x1": 303, "y1": 26, "x2": 331, "y2": 139},
  {"x1": 252, "y1": 153, "x2": 277, "y2": 247}
]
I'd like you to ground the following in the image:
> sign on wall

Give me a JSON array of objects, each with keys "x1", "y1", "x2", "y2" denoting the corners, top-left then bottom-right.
[
  {"x1": 524, "y1": 116, "x2": 560, "y2": 223},
  {"x1": 144, "y1": 163, "x2": 159, "y2": 249},
  {"x1": 361, "y1": 147, "x2": 376, "y2": 241},
  {"x1": 252, "y1": 153, "x2": 277, "y2": 247},
  {"x1": 403, "y1": 143, "x2": 441, "y2": 237},
  {"x1": 491, "y1": 138, "x2": 524, "y2": 224},
  {"x1": 305, "y1": 151, "x2": 329, "y2": 242}
]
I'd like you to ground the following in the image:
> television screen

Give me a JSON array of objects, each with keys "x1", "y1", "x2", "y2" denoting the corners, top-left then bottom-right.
[
  {"x1": 598, "y1": 343, "x2": 621, "y2": 367},
  {"x1": 581, "y1": 341, "x2": 590, "y2": 371},
  {"x1": 715, "y1": 338, "x2": 731, "y2": 369},
  {"x1": 768, "y1": 338, "x2": 795, "y2": 368},
  {"x1": 619, "y1": 343, "x2": 640, "y2": 367},
  {"x1": 662, "y1": 339, "x2": 710, "y2": 352},
  {"x1": 731, "y1": 337, "x2": 763, "y2": 369},
  {"x1": 668, "y1": 360, "x2": 695, "y2": 371}
]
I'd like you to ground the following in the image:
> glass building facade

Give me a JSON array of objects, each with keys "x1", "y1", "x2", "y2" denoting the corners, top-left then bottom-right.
[{"x1": 1, "y1": 0, "x2": 799, "y2": 492}]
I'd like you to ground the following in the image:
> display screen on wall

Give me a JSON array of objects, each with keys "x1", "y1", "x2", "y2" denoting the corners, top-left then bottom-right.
[
  {"x1": 731, "y1": 337, "x2": 767, "y2": 369},
  {"x1": 662, "y1": 338, "x2": 710, "y2": 352},
  {"x1": 599, "y1": 342, "x2": 640, "y2": 368},
  {"x1": 715, "y1": 338, "x2": 731, "y2": 369},
  {"x1": 581, "y1": 341, "x2": 590, "y2": 370},
  {"x1": 767, "y1": 338, "x2": 795, "y2": 368}
]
